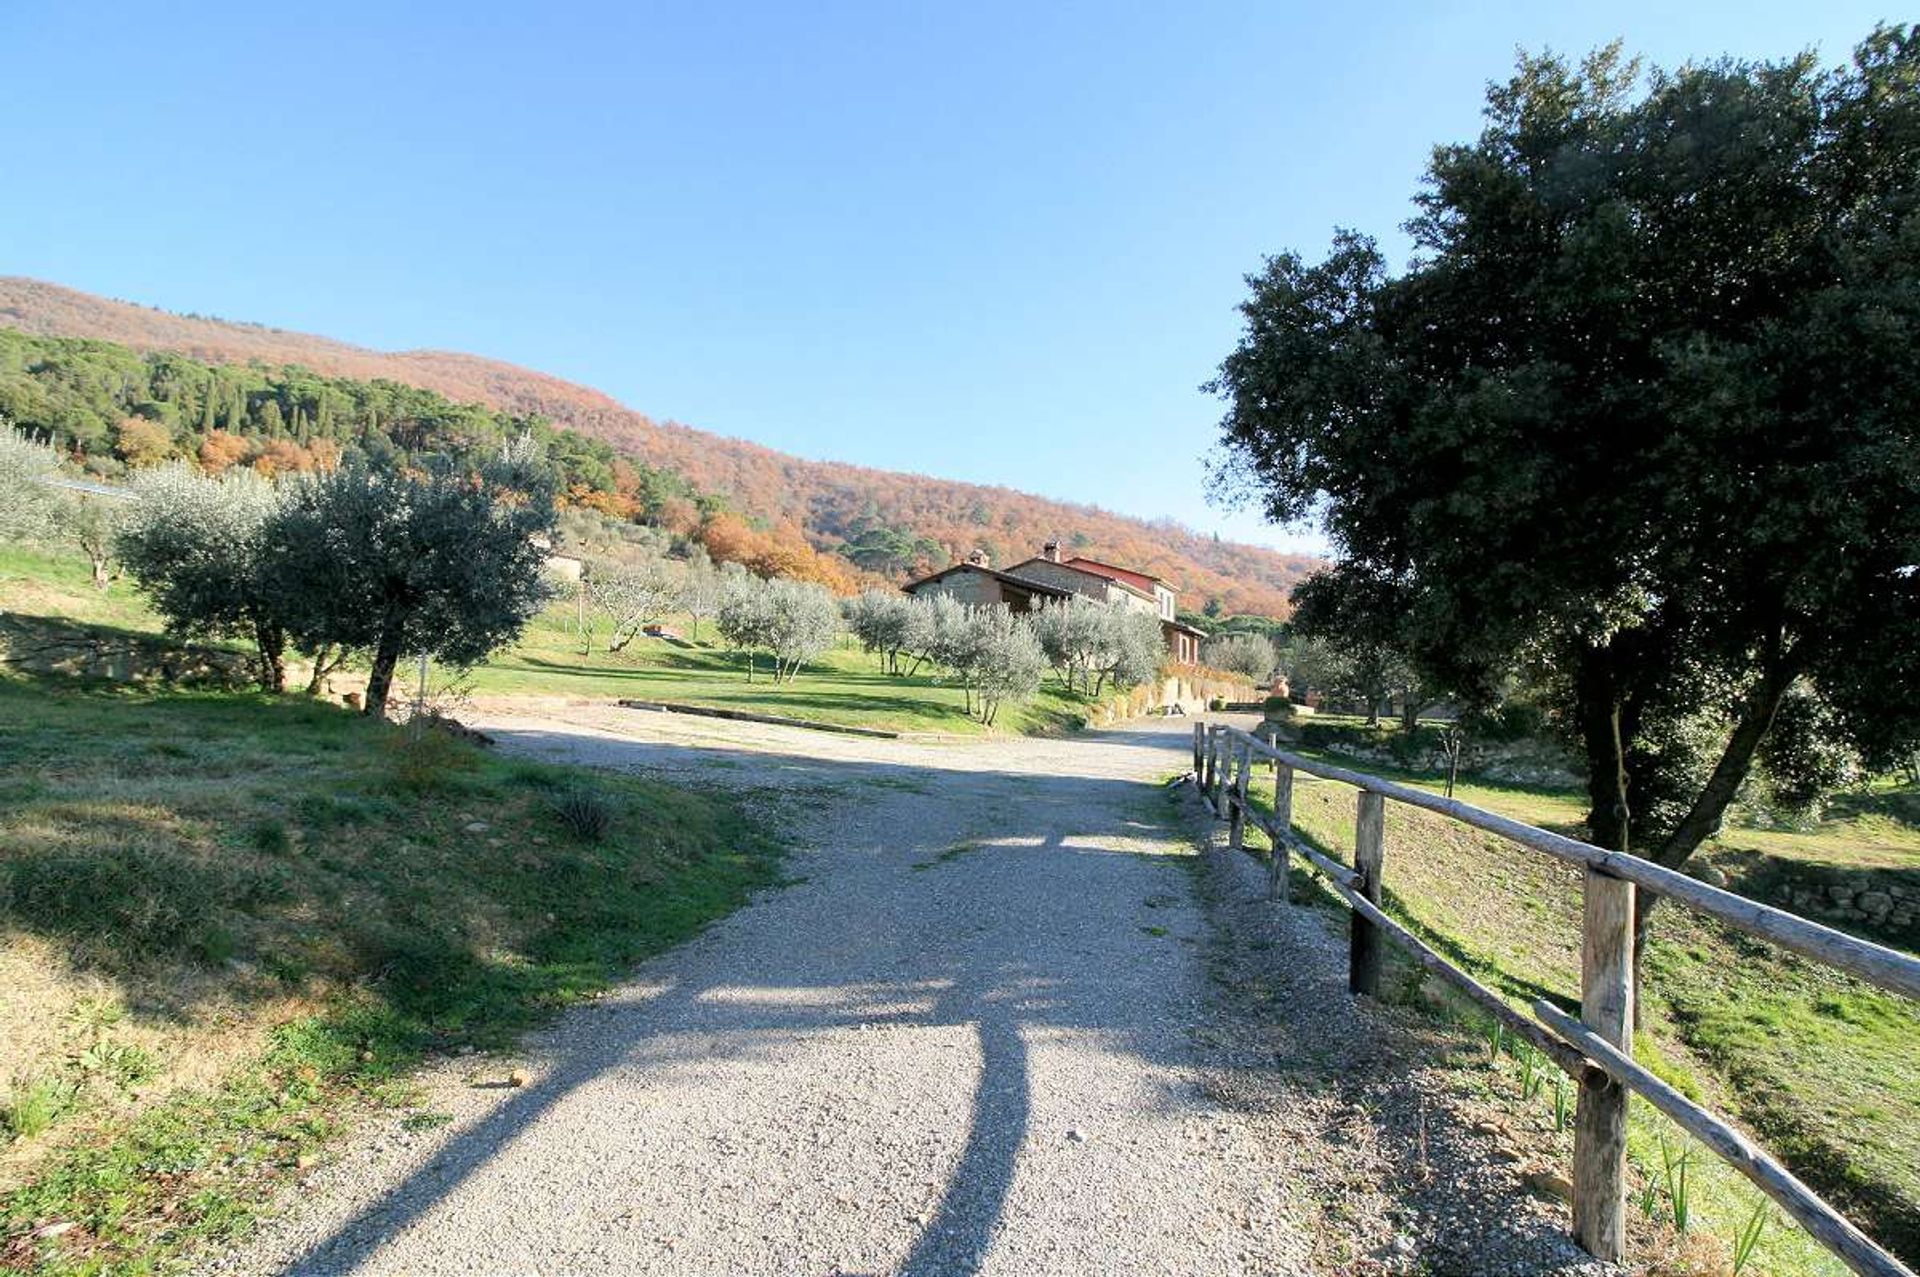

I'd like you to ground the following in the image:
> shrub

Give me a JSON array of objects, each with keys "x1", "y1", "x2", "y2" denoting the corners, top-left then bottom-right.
[{"x1": 248, "y1": 819, "x2": 291, "y2": 855}]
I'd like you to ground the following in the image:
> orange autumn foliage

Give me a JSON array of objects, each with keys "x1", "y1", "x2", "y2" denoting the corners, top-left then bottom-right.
[
  {"x1": 567, "y1": 484, "x2": 641, "y2": 519},
  {"x1": 114, "y1": 417, "x2": 175, "y2": 468},
  {"x1": 696, "y1": 513, "x2": 860, "y2": 594},
  {"x1": 198, "y1": 430, "x2": 251, "y2": 473},
  {"x1": 250, "y1": 439, "x2": 314, "y2": 477}
]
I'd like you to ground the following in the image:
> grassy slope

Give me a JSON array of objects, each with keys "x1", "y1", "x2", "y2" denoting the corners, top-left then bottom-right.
[
  {"x1": 2, "y1": 544, "x2": 1104, "y2": 736},
  {"x1": 0, "y1": 676, "x2": 783, "y2": 1274},
  {"x1": 1242, "y1": 732, "x2": 1918, "y2": 1274}
]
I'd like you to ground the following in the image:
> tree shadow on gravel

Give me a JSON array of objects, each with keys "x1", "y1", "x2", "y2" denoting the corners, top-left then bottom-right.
[
  {"x1": 267, "y1": 716, "x2": 1614, "y2": 1277},
  {"x1": 270, "y1": 724, "x2": 1205, "y2": 1276}
]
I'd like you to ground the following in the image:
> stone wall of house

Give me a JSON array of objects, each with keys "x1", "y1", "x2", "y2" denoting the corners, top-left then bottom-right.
[
  {"x1": 1004, "y1": 558, "x2": 1103, "y2": 601},
  {"x1": 908, "y1": 569, "x2": 1002, "y2": 607}
]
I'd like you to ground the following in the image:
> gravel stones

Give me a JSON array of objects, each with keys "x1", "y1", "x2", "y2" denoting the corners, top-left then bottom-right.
[{"x1": 218, "y1": 711, "x2": 1622, "y2": 1276}]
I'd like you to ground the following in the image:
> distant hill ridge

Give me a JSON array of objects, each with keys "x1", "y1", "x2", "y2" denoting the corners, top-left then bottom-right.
[{"x1": 0, "y1": 276, "x2": 1318, "y2": 615}]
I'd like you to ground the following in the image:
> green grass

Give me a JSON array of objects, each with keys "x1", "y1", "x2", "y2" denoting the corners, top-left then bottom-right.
[
  {"x1": 463, "y1": 598, "x2": 1100, "y2": 735},
  {"x1": 0, "y1": 674, "x2": 783, "y2": 1274},
  {"x1": 0, "y1": 545, "x2": 164, "y2": 635},
  {"x1": 1237, "y1": 746, "x2": 1918, "y2": 1275},
  {"x1": 1, "y1": 541, "x2": 1106, "y2": 736}
]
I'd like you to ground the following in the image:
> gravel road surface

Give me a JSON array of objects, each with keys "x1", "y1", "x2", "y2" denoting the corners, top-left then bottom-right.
[{"x1": 224, "y1": 706, "x2": 1607, "y2": 1276}]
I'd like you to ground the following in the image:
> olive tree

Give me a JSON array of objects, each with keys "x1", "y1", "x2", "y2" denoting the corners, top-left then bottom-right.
[
  {"x1": 1099, "y1": 608, "x2": 1166, "y2": 694},
  {"x1": 1202, "y1": 633, "x2": 1279, "y2": 683},
  {"x1": 967, "y1": 608, "x2": 1047, "y2": 725},
  {"x1": 585, "y1": 556, "x2": 681, "y2": 652},
  {"x1": 716, "y1": 575, "x2": 775, "y2": 680},
  {"x1": 62, "y1": 493, "x2": 126, "y2": 591},
  {"x1": 846, "y1": 589, "x2": 916, "y2": 674},
  {"x1": 118, "y1": 463, "x2": 290, "y2": 691},
  {"x1": 262, "y1": 450, "x2": 558, "y2": 716},
  {"x1": 1028, "y1": 597, "x2": 1111, "y2": 692},
  {"x1": 0, "y1": 425, "x2": 61, "y2": 540},
  {"x1": 678, "y1": 547, "x2": 723, "y2": 641},
  {"x1": 717, "y1": 576, "x2": 842, "y2": 682}
]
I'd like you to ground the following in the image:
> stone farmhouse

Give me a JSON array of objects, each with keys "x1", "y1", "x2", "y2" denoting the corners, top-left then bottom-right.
[{"x1": 902, "y1": 540, "x2": 1207, "y2": 664}]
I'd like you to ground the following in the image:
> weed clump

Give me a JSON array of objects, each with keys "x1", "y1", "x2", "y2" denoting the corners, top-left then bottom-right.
[
  {"x1": 547, "y1": 785, "x2": 616, "y2": 843},
  {"x1": 379, "y1": 719, "x2": 480, "y2": 793}
]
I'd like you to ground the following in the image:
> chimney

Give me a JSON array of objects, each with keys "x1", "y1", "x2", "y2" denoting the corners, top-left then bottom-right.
[
  {"x1": 1041, "y1": 539, "x2": 1062, "y2": 563},
  {"x1": 966, "y1": 548, "x2": 991, "y2": 568}
]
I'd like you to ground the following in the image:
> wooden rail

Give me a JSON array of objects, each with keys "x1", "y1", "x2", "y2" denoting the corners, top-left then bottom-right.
[{"x1": 1191, "y1": 720, "x2": 1919, "y2": 1277}]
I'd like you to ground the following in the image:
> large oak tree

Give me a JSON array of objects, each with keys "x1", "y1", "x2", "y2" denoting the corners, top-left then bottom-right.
[{"x1": 1207, "y1": 32, "x2": 1920, "y2": 972}]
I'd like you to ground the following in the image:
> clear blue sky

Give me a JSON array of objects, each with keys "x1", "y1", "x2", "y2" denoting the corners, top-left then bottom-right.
[{"x1": 1, "y1": 2, "x2": 1893, "y2": 553}]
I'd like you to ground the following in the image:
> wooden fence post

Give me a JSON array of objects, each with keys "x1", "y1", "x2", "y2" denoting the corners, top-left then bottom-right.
[
  {"x1": 1202, "y1": 730, "x2": 1218, "y2": 810},
  {"x1": 1349, "y1": 791, "x2": 1386, "y2": 996},
  {"x1": 1192, "y1": 722, "x2": 1204, "y2": 778},
  {"x1": 1573, "y1": 867, "x2": 1635, "y2": 1262},
  {"x1": 1268, "y1": 762, "x2": 1294, "y2": 901},
  {"x1": 1228, "y1": 743, "x2": 1249, "y2": 850},
  {"x1": 1212, "y1": 733, "x2": 1228, "y2": 815}
]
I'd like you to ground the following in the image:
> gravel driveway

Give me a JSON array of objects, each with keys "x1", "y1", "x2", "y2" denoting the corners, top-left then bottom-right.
[{"x1": 224, "y1": 707, "x2": 1606, "y2": 1277}]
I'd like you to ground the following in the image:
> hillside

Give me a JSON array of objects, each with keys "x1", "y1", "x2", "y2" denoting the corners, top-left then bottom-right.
[{"x1": 0, "y1": 277, "x2": 1319, "y2": 615}]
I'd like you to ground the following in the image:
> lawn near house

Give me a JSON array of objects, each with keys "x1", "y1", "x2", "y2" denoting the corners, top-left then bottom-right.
[
  {"x1": 0, "y1": 544, "x2": 1109, "y2": 737},
  {"x1": 1232, "y1": 727, "x2": 1920, "y2": 1276},
  {"x1": 460, "y1": 592, "x2": 1105, "y2": 736},
  {"x1": 0, "y1": 674, "x2": 784, "y2": 1275}
]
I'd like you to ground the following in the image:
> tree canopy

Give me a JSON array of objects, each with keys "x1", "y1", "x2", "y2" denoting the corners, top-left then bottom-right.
[{"x1": 1207, "y1": 31, "x2": 1920, "y2": 910}]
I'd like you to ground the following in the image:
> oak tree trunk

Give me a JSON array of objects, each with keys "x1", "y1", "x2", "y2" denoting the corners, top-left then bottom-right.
[{"x1": 1576, "y1": 645, "x2": 1631, "y2": 856}]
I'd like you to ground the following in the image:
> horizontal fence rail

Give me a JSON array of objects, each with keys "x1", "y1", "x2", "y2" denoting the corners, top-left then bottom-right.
[{"x1": 1191, "y1": 719, "x2": 1918, "y2": 1277}]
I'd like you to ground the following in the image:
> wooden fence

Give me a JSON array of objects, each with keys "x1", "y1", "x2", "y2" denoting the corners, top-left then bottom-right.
[{"x1": 1193, "y1": 720, "x2": 1920, "y2": 1277}]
